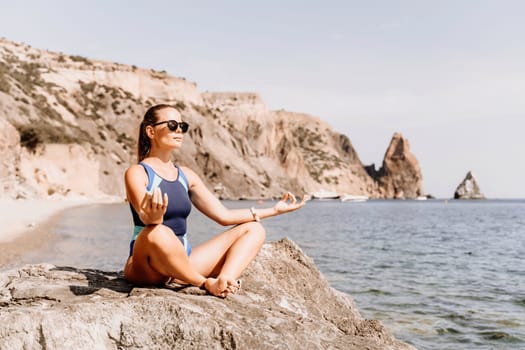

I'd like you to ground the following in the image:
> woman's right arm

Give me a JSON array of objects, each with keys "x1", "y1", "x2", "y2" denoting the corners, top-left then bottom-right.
[{"x1": 125, "y1": 165, "x2": 168, "y2": 225}]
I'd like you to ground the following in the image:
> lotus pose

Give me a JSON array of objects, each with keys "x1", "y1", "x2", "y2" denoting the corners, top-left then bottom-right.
[{"x1": 124, "y1": 104, "x2": 306, "y2": 297}]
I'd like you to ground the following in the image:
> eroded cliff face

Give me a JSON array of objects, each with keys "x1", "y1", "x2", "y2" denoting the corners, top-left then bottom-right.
[
  {"x1": 0, "y1": 118, "x2": 19, "y2": 191},
  {"x1": 0, "y1": 38, "x2": 422, "y2": 200}
]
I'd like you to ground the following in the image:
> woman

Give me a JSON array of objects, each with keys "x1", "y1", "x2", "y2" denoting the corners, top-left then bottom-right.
[{"x1": 124, "y1": 104, "x2": 306, "y2": 297}]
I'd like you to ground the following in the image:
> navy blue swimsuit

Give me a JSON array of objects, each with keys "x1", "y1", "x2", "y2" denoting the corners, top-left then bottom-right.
[{"x1": 129, "y1": 162, "x2": 192, "y2": 256}]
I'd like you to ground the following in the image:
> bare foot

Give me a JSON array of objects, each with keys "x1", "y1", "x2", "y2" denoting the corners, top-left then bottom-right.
[
  {"x1": 203, "y1": 277, "x2": 240, "y2": 297},
  {"x1": 225, "y1": 278, "x2": 241, "y2": 294},
  {"x1": 203, "y1": 277, "x2": 227, "y2": 297}
]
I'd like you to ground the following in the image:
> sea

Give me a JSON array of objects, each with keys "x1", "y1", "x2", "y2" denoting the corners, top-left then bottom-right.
[{"x1": 7, "y1": 199, "x2": 525, "y2": 350}]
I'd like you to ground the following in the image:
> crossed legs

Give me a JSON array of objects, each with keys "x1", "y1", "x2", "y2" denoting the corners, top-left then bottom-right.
[{"x1": 124, "y1": 221, "x2": 266, "y2": 297}]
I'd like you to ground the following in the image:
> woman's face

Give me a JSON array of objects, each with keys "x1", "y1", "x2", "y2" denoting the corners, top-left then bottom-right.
[{"x1": 149, "y1": 107, "x2": 185, "y2": 150}]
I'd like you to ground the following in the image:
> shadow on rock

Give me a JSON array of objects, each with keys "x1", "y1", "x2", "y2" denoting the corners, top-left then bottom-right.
[
  {"x1": 52, "y1": 266, "x2": 133, "y2": 296},
  {"x1": 53, "y1": 266, "x2": 205, "y2": 297}
]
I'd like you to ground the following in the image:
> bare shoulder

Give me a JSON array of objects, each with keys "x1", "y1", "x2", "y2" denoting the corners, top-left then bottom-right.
[
  {"x1": 179, "y1": 166, "x2": 199, "y2": 181},
  {"x1": 125, "y1": 164, "x2": 147, "y2": 183}
]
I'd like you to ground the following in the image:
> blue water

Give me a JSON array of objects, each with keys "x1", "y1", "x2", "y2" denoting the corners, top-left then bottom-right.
[{"x1": 10, "y1": 199, "x2": 525, "y2": 350}]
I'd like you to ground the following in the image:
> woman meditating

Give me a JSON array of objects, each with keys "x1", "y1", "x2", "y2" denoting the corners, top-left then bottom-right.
[{"x1": 124, "y1": 104, "x2": 306, "y2": 297}]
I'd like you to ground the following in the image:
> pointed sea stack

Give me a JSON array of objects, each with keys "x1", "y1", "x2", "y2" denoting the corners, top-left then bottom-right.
[
  {"x1": 454, "y1": 171, "x2": 485, "y2": 199},
  {"x1": 365, "y1": 133, "x2": 424, "y2": 199}
]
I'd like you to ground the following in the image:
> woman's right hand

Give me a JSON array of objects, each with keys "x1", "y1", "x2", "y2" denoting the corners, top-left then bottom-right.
[
  {"x1": 273, "y1": 192, "x2": 307, "y2": 215},
  {"x1": 139, "y1": 187, "x2": 169, "y2": 225}
]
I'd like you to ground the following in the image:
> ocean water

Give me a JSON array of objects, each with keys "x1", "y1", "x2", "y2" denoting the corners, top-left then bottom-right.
[{"x1": 10, "y1": 199, "x2": 525, "y2": 350}]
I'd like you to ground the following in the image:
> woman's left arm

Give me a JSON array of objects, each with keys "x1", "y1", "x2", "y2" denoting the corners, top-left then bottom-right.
[{"x1": 183, "y1": 167, "x2": 306, "y2": 226}]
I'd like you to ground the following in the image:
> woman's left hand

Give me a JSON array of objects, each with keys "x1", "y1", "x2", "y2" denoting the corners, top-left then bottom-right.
[{"x1": 273, "y1": 192, "x2": 307, "y2": 214}]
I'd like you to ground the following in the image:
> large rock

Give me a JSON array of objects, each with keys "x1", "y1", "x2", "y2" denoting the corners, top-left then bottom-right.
[
  {"x1": 0, "y1": 239, "x2": 415, "y2": 350},
  {"x1": 365, "y1": 133, "x2": 424, "y2": 199},
  {"x1": 454, "y1": 171, "x2": 485, "y2": 199}
]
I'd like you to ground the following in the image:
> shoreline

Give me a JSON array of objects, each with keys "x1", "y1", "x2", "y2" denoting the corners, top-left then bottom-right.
[{"x1": 0, "y1": 196, "x2": 122, "y2": 269}]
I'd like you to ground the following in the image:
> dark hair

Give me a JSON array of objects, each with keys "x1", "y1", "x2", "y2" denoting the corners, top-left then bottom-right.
[{"x1": 137, "y1": 104, "x2": 178, "y2": 162}]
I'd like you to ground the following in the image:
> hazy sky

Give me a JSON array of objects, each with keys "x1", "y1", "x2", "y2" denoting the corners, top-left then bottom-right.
[{"x1": 1, "y1": 1, "x2": 524, "y2": 198}]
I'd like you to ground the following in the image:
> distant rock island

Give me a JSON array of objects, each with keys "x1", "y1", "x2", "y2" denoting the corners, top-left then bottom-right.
[
  {"x1": 0, "y1": 38, "x2": 424, "y2": 200},
  {"x1": 454, "y1": 171, "x2": 485, "y2": 199},
  {"x1": 0, "y1": 238, "x2": 415, "y2": 349}
]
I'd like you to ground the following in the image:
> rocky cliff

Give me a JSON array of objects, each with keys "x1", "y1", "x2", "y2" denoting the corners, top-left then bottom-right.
[
  {"x1": 454, "y1": 171, "x2": 485, "y2": 199},
  {"x1": 0, "y1": 238, "x2": 415, "y2": 350},
  {"x1": 0, "y1": 38, "x2": 423, "y2": 200}
]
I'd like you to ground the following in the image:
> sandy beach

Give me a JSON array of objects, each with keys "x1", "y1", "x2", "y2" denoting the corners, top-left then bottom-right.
[{"x1": 0, "y1": 196, "x2": 122, "y2": 268}]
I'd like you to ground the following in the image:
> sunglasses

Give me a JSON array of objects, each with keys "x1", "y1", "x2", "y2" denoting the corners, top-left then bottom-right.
[{"x1": 151, "y1": 120, "x2": 190, "y2": 133}]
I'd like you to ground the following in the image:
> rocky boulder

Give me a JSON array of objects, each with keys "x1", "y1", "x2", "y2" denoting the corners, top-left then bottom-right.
[
  {"x1": 454, "y1": 171, "x2": 485, "y2": 199},
  {"x1": 0, "y1": 239, "x2": 415, "y2": 350}
]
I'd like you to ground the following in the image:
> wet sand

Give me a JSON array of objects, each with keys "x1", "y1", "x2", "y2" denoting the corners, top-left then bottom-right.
[{"x1": 0, "y1": 197, "x2": 121, "y2": 268}]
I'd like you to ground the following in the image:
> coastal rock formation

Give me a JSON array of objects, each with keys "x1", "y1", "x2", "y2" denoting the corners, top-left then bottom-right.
[
  {"x1": 454, "y1": 171, "x2": 485, "y2": 199},
  {"x1": 0, "y1": 38, "x2": 421, "y2": 200},
  {"x1": 0, "y1": 239, "x2": 415, "y2": 350},
  {"x1": 365, "y1": 133, "x2": 424, "y2": 199},
  {"x1": 0, "y1": 118, "x2": 20, "y2": 194}
]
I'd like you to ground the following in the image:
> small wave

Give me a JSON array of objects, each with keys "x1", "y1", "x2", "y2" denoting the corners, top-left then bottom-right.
[
  {"x1": 363, "y1": 288, "x2": 393, "y2": 296},
  {"x1": 513, "y1": 298, "x2": 525, "y2": 308},
  {"x1": 495, "y1": 319, "x2": 522, "y2": 328},
  {"x1": 443, "y1": 313, "x2": 470, "y2": 321},
  {"x1": 479, "y1": 331, "x2": 524, "y2": 343},
  {"x1": 437, "y1": 327, "x2": 462, "y2": 335},
  {"x1": 374, "y1": 264, "x2": 392, "y2": 269}
]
